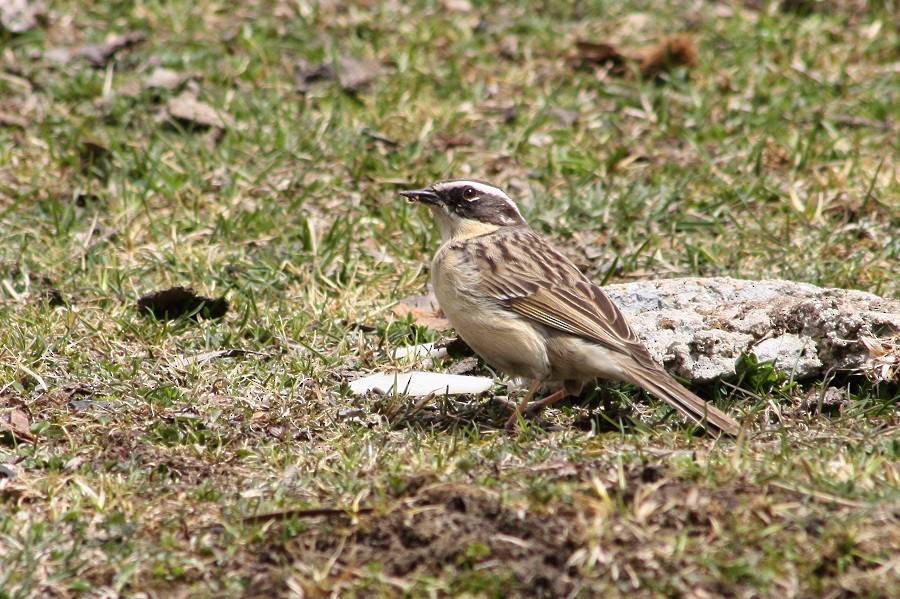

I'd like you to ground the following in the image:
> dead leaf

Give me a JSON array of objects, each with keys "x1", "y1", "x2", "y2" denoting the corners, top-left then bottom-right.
[
  {"x1": 0, "y1": 0, "x2": 44, "y2": 34},
  {"x1": 166, "y1": 93, "x2": 234, "y2": 130},
  {"x1": 859, "y1": 335, "x2": 899, "y2": 382},
  {"x1": 294, "y1": 57, "x2": 387, "y2": 94},
  {"x1": 336, "y1": 57, "x2": 385, "y2": 93},
  {"x1": 144, "y1": 67, "x2": 192, "y2": 92},
  {"x1": 570, "y1": 40, "x2": 629, "y2": 73},
  {"x1": 392, "y1": 294, "x2": 450, "y2": 331},
  {"x1": 636, "y1": 34, "x2": 697, "y2": 80},
  {"x1": 0, "y1": 408, "x2": 35, "y2": 445},
  {"x1": 294, "y1": 61, "x2": 335, "y2": 94},
  {"x1": 45, "y1": 32, "x2": 146, "y2": 67},
  {"x1": 571, "y1": 34, "x2": 696, "y2": 80},
  {"x1": 136, "y1": 286, "x2": 229, "y2": 320},
  {"x1": 82, "y1": 32, "x2": 146, "y2": 67}
]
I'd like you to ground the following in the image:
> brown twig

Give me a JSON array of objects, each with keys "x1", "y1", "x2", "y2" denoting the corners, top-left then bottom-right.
[{"x1": 242, "y1": 506, "x2": 374, "y2": 524}]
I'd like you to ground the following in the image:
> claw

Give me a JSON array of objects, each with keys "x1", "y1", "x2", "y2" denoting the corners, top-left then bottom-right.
[{"x1": 504, "y1": 413, "x2": 519, "y2": 431}]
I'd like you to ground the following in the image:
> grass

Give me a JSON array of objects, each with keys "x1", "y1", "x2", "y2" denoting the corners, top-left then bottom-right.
[{"x1": 1, "y1": 0, "x2": 898, "y2": 596}]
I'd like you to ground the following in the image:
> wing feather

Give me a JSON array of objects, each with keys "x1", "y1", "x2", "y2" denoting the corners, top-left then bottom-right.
[{"x1": 466, "y1": 230, "x2": 648, "y2": 359}]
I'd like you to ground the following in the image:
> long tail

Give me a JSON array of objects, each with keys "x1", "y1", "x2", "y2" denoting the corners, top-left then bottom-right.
[{"x1": 623, "y1": 364, "x2": 741, "y2": 436}]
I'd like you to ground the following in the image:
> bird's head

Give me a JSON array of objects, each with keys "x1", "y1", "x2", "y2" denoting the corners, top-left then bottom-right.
[{"x1": 400, "y1": 179, "x2": 527, "y2": 242}]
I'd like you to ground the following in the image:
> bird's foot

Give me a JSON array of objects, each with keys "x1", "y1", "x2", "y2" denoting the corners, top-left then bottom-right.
[
  {"x1": 523, "y1": 403, "x2": 546, "y2": 418},
  {"x1": 503, "y1": 411, "x2": 521, "y2": 431}
]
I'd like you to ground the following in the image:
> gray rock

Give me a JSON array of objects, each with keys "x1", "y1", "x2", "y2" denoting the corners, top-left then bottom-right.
[
  {"x1": 603, "y1": 277, "x2": 899, "y2": 382},
  {"x1": 752, "y1": 334, "x2": 822, "y2": 379}
]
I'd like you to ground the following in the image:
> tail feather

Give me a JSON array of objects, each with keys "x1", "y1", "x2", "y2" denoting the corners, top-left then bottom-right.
[{"x1": 624, "y1": 365, "x2": 741, "y2": 436}]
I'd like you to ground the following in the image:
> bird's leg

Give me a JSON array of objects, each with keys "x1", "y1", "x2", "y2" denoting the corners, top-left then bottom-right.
[
  {"x1": 504, "y1": 380, "x2": 542, "y2": 430},
  {"x1": 524, "y1": 389, "x2": 568, "y2": 416}
]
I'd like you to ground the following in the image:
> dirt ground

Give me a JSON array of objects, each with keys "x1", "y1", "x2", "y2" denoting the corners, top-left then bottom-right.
[{"x1": 239, "y1": 460, "x2": 897, "y2": 597}]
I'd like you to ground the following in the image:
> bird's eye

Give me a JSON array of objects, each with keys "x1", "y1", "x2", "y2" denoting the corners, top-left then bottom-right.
[{"x1": 462, "y1": 187, "x2": 477, "y2": 200}]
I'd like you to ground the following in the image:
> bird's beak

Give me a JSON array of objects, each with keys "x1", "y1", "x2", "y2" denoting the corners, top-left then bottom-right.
[{"x1": 399, "y1": 187, "x2": 440, "y2": 205}]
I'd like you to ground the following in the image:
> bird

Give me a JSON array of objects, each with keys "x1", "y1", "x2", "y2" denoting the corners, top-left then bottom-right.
[{"x1": 400, "y1": 179, "x2": 741, "y2": 436}]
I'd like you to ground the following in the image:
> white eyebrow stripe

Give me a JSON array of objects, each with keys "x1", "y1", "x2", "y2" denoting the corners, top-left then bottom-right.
[
  {"x1": 435, "y1": 180, "x2": 505, "y2": 198},
  {"x1": 502, "y1": 197, "x2": 524, "y2": 220},
  {"x1": 434, "y1": 179, "x2": 525, "y2": 221},
  {"x1": 462, "y1": 181, "x2": 506, "y2": 197}
]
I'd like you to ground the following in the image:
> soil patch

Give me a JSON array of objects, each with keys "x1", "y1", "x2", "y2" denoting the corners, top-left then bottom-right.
[
  {"x1": 354, "y1": 485, "x2": 577, "y2": 596},
  {"x1": 277, "y1": 484, "x2": 580, "y2": 597}
]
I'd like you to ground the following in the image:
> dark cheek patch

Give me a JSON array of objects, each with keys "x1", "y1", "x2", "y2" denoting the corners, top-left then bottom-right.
[
  {"x1": 457, "y1": 202, "x2": 488, "y2": 221},
  {"x1": 454, "y1": 200, "x2": 516, "y2": 226}
]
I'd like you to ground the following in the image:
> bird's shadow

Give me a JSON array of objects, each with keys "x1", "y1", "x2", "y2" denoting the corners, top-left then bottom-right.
[{"x1": 373, "y1": 385, "x2": 650, "y2": 435}]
